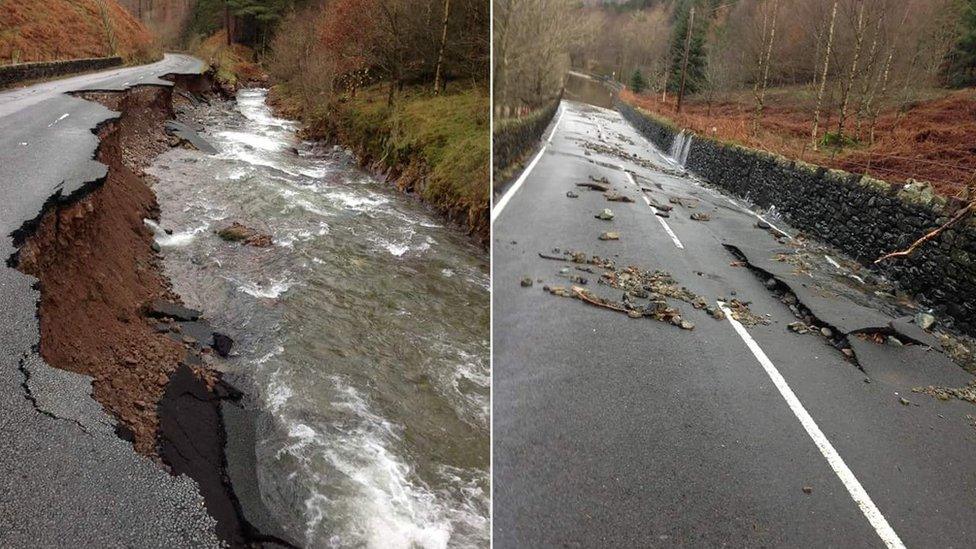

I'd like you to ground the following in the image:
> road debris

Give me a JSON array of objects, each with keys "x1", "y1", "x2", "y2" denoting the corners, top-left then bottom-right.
[
  {"x1": 521, "y1": 277, "x2": 533, "y2": 287},
  {"x1": 599, "y1": 231, "x2": 620, "y2": 241},
  {"x1": 604, "y1": 191, "x2": 634, "y2": 203},
  {"x1": 912, "y1": 380, "x2": 976, "y2": 405},
  {"x1": 566, "y1": 190, "x2": 579, "y2": 198},
  {"x1": 722, "y1": 298, "x2": 771, "y2": 326},
  {"x1": 595, "y1": 209, "x2": 614, "y2": 220},
  {"x1": 690, "y1": 212, "x2": 711, "y2": 221}
]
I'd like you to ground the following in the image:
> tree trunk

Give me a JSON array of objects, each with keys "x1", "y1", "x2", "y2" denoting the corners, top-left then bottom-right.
[
  {"x1": 811, "y1": 0, "x2": 838, "y2": 150},
  {"x1": 753, "y1": 0, "x2": 780, "y2": 135},
  {"x1": 836, "y1": 0, "x2": 866, "y2": 139},
  {"x1": 433, "y1": 0, "x2": 451, "y2": 94},
  {"x1": 224, "y1": 3, "x2": 232, "y2": 46},
  {"x1": 676, "y1": 6, "x2": 695, "y2": 113}
]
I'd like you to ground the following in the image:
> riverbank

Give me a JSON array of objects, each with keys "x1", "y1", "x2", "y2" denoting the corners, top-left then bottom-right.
[{"x1": 268, "y1": 84, "x2": 490, "y2": 246}]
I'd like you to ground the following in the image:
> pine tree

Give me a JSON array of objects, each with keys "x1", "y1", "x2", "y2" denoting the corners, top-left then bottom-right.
[
  {"x1": 630, "y1": 69, "x2": 646, "y2": 93},
  {"x1": 667, "y1": 0, "x2": 707, "y2": 94},
  {"x1": 946, "y1": 0, "x2": 976, "y2": 88}
]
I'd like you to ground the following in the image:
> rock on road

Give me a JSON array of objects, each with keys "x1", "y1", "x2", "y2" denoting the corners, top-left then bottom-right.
[
  {"x1": 492, "y1": 100, "x2": 976, "y2": 547},
  {"x1": 0, "y1": 55, "x2": 223, "y2": 547}
]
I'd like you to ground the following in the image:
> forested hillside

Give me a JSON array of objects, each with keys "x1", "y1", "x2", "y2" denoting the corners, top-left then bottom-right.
[{"x1": 499, "y1": 0, "x2": 976, "y2": 196}]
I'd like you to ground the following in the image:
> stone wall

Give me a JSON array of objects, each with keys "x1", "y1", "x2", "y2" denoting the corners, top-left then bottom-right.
[
  {"x1": 618, "y1": 100, "x2": 976, "y2": 334},
  {"x1": 0, "y1": 57, "x2": 123, "y2": 89},
  {"x1": 493, "y1": 93, "x2": 562, "y2": 176}
]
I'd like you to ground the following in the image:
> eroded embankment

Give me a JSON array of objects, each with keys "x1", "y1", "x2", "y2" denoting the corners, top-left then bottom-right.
[{"x1": 7, "y1": 77, "x2": 291, "y2": 548}]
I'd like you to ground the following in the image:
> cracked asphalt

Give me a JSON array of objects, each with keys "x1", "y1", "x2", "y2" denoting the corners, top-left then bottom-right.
[
  {"x1": 492, "y1": 101, "x2": 976, "y2": 547},
  {"x1": 0, "y1": 55, "x2": 222, "y2": 547}
]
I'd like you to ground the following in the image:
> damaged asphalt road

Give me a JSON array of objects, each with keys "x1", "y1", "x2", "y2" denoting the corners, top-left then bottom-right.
[
  {"x1": 493, "y1": 101, "x2": 976, "y2": 547},
  {"x1": 0, "y1": 55, "x2": 224, "y2": 547}
]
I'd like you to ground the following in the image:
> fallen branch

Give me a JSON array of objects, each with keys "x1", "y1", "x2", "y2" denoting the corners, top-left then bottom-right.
[{"x1": 875, "y1": 201, "x2": 974, "y2": 264}]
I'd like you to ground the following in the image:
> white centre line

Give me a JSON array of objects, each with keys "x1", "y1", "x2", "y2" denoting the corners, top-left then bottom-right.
[
  {"x1": 491, "y1": 105, "x2": 565, "y2": 222},
  {"x1": 627, "y1": 171, "x2": 683, "y2": 249},
  {"x1": 717, "y1": 302, "x2": 906, "y2": 549}
]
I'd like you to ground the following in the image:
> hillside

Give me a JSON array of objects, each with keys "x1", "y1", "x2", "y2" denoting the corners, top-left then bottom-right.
[
  {"x1": 0, "y1": 0, "x2": 157, "y2": 65},
  {"x1": 621, "y1": 87, "x2": 976, "y2": 197}
]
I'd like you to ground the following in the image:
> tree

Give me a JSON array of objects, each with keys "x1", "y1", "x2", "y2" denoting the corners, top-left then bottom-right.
[
  {"x1": 811, "y1": 0, "x2": 838, "y2": 150},
  {"x1": 945, "y1": 0, "x2": 976, "y2": 87},
  {"x1": 668, "y1": 1, "x2": 707, "y2": 95},
  {"x1": 630, "y1": 69, "x2": 647, "y2": 92}
]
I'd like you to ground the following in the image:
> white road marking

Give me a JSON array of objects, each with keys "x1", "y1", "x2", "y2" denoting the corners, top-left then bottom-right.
[
  {"x1": 717, "y1": 302, "x2": 906, "y2": 549},
  {"x1": 47, "y1": 113, "x2": 69, "y2": 127},
  {"x1": 492, "y1": 105, "x2": 565, "y2": 222},
  {"x1": 627, "y1": 171, "x2": 683, "y2": 249}
]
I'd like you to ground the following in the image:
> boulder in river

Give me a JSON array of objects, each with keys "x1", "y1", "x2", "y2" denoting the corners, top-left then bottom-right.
[{"x1": 217, "y1": 222, "x2": 273, "y2": 247}]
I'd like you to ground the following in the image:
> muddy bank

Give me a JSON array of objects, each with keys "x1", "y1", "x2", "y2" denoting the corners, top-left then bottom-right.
[{"x1": 8, "y1": 76, "x2": 291, "y2": 547}]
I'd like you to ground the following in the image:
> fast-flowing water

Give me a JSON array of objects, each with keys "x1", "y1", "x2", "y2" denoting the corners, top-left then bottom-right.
[{"x1": 146, "y1": 89, "x2": 489, "y2": 548}]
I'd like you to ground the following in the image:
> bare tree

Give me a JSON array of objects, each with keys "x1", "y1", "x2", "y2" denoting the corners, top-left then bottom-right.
[
  {"x1": 433, "y1": 0, "x2": 451, "y2": 94},
  {"x1": 811, "y1": 0, "x2": 838, "y2": 149}
]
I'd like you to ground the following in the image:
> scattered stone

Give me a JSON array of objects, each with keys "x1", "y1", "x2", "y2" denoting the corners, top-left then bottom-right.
[
  {"x1": 216, "y1": 222, "x2": 273, "y2": 247},
  {"x1": 802, "y1": 486, "x2": 813, "y2": 495},
  {"x1": 655, "y1": 211, "x2": 670, "y2": 218},
  {"x1": 915, "y1": 312, "x2": 936, "y2": 331},
  {"x1": 148, "y1": 300, "x2": 201, "y2": 322},
  {"x1": 595, "y1": 209, "x2": 615, "y2": 221},
  {"x1": 182, "y1": 335, "x2": 198, "y2": 345},
  {"x1": 899, "y1": 397, "x2": 911, "y2": 406},
  {"x1": 757, "y1": 220, "x2": 772, "y2": 229},
  {"x1": 764, "y1": 278, "x2": 778, "y2": 290},
  {"x1": 566, "y1": 191, "x2": 579, "y2": 198},
  {"x1": 842, "y1": 348, "x2": 855, "y2": 359},
  {"x1": 520, "y1": 277, "x2": 533, "y2": 287},
  {"x1": 153, "y1": 323, "x2": 170, "y2": 333},
  {"x1": 212, "y1": 333, "x2": 234, "y2": 358},
  {"x1": 887, "y1": 336, "x2": 904, "y2": 347},
  {"x1": 577, "y1": 181, "x2": 610, "y2": 192},
  {"x1": 680, "y1": 320, "x2": 695, "y2": 330},
  {"x1": 604, "y1": 191, "x2": 634, "y2": 203},
  {"x1": 690, "y1": 212, "x2": 711, "y2": 221},
  {"x1": 788, "y1": 321, "x2": 810, "y2": 334},
  {"x1": 628, "y1": 310, "x2": 643, "y2": 318},
  {"x1": 820, "y1": 327, "x2": 833, "y2": 338},
  {"x1": 599, "y1": 231, "x2": 620, "y2": 241},
  {"x1": 150, "y1": 241, "x2": 161, "y2": 253}
]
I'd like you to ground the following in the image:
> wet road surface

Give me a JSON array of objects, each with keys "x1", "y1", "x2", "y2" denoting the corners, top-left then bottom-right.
[{"x1": 492, "y1": 100, "x2": 976, "y2": 547}]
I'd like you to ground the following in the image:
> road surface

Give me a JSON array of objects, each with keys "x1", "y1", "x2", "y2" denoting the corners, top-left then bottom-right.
[
  {"x1": 0, "y1": 55, "x2": 223, "y2": 547},
  {"x1": 492, "y1": 100, "x2": 976, "y2": 547}
]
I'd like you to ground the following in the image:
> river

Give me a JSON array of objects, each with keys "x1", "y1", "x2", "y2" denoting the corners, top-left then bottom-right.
[{"x1": 146, "y1": 89, "x2": 489, "y2": 548}]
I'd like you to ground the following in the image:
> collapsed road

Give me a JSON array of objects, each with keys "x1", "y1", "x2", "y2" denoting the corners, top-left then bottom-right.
[
  {"x1": 0, "y1": 54, "x2": 244, "y2": 546},
  {"x1": 492, "y1": 100, "x2": 976, "y2": 547}
]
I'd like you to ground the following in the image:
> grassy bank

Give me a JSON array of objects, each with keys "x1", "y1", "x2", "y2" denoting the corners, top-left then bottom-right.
[
  {"x1": 272, "y1": 84, "x2": 490, "y2": 245},
  {"x1": 620, "y1": 87, "x2": 976, "y2": 197}
]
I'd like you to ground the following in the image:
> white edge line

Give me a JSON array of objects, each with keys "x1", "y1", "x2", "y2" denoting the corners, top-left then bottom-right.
[
  {"x1": 626, "y1": 171, "x2": 683, "y2": 249},
  {"x1": 717, "y1": 302, "x2": 906, "y2": 549},
  {"x1": 492, "y1": 105, "x2": 565, "y2": 222}
]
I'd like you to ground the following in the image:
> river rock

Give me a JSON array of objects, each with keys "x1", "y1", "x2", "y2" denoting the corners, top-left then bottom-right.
[
  {"x1": 148, "y1": 300, "x2": 201, "y2": 321},
  {"x1": 212, "y1": 333, "x2": 234, "y2": 357},
  {"x1": 217, "y1": 222, "x2": 273, "y2": 247}
]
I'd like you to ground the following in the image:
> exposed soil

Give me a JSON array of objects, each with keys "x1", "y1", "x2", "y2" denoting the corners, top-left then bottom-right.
[{"x1": 622, "y1": 87, "x2": 976, "y2": 196}]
